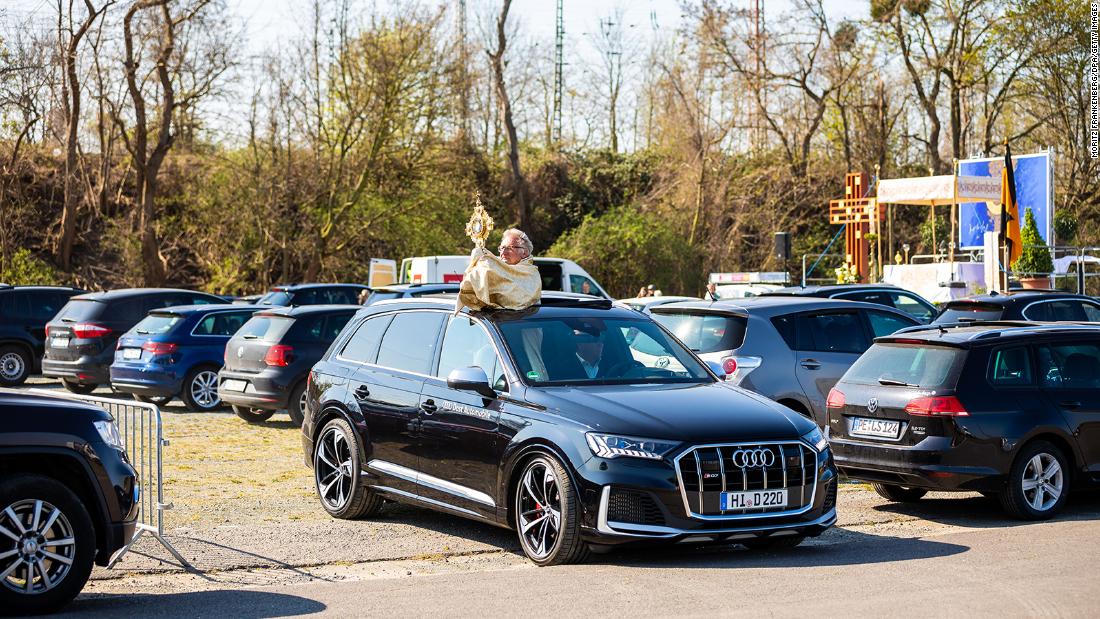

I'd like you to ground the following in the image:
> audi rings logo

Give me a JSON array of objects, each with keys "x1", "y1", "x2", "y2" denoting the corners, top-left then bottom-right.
[{"x1": 731, "y1": 448, "x2": 775, "y2": 469}]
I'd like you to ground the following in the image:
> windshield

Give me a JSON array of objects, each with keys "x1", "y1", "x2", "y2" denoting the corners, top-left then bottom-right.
[
  {"x1": 132, "y1": 313, "x2": 181, "y2": 335},
  {"x1": 844, "y1": 343, "x2": 965, "y2": 389},
  {"x1": 257, "y1": 291, "x2": 293, "y2": 306},
  {"x1": 496, "y1": 315, "x2": 712, "y2": 386},
  {"x1": 651, "y1": 312, "x2": 748, "y2": 353}
]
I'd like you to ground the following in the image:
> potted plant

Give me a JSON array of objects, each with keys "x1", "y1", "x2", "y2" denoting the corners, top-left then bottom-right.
[{"x1": 1012, "y1": 208, "x2": 1053, "y2": 289}]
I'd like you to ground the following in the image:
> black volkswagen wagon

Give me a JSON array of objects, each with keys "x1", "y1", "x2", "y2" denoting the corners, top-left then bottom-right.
[
  {"x1": 827, "y1": 322, "x2": 1100, "y2": 520},
  {"x1": 302, "y1": 295, "x2": 837, "y2": 565}
]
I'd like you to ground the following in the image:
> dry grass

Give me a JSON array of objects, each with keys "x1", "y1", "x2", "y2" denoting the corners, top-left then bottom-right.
[{"x1": 157, "y1": 411, "x2": 325, "y2": 528}]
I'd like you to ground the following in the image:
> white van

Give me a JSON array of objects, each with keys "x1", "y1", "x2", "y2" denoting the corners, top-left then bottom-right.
[{"x1": 399, "y1": 255, "x2": 611, "y2": 298}]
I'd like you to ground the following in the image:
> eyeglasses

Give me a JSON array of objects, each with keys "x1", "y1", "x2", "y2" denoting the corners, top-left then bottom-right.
[{"x1": 498, "y1": 245, "x2": 525, "y2": 253}]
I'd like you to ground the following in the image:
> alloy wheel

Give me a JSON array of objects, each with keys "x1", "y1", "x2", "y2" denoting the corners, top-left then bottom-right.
[
  {"x1": 316, "y1": 427, "x2": 353, "y2": 511},
  {"x1": 0, "y1": 352, "x2": 25, "y2": 382},
  {"x1": 299, "y1": 390, "x2": 309, "y2": 417},
  {"x1": 0, "y1": 499, "x2": 77, "y2": 595},
  {"x1": 1022, "y1": 452, "x2": 1062, "y2": 512},
  {"x1": 190, "y1": 370, "x2": 220, "y2": 409},
  {"x1": 516, "y1": 460, "x2": 562, "y2": 560}
]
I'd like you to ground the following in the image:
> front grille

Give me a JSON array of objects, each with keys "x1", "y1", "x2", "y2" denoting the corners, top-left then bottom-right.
[
  {"x1": 675, "y1": 442, "x2": 817, "y2": 518},
  {"x1": 607, "y1": 488, "x2": 665, "y2": 526}
]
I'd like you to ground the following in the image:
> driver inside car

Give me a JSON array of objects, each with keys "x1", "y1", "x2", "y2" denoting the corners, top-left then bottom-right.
[{"x1": 574, "y1": 330, "x2": 605, "y2": 379}]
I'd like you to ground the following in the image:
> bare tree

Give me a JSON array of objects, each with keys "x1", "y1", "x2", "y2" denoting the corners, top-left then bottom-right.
[
  {"x1": 55, "y1": 0, "x2": 113, "y2": 270},
  {"x1": 486, "y1": 0, "x2": 529, "y2": 235},
  {"x1": 110, "y1": 0, "x2": 227, "y2": 285}
]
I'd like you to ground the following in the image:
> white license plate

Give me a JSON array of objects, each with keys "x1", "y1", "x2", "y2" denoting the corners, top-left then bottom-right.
[
  {"x1": 851, "y1": 417, "x2": 901, "y2": 439},
  {"x1": 51, "y1": 337, "x2": 70, "y2": 348},
  {"x1": 222, "y1": 379, "x2": 247, "y2": 392},
  {"x1": 122, "y1": 348, "x2": 142, "y2": 360},
  {"x1": 721, "y1": 489, "x2": 788, "y2": 510}
]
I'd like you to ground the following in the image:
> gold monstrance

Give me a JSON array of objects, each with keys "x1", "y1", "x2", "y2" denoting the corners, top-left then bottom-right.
[{"x1": 464, "y1": 192, "x2": 494, "y2": 249}]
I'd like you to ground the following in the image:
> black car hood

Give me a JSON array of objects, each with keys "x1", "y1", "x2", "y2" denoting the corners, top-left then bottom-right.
[{"x1": 528, "y1": 381, "x2": 814, "y2": 443}]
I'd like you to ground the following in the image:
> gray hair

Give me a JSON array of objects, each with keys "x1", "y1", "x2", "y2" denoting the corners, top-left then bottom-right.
[{"x1": 502, "y1": 228, "x2": 533, "y2": 256}]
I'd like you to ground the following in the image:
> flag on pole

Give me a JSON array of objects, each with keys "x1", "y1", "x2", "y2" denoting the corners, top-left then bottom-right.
[{"x1": 1001, "y1": 143, "x2": 1023, "y2": 266}]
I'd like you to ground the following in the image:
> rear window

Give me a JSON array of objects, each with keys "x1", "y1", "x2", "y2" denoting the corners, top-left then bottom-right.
[
  {"x1": 843, "y1": 343, "x2": 966, "y2": 389},
  {"x1": 257, "y1": 291, "x2": 292, "y2": 306},
  {"x1": 52, "y1": 299, "x2": 103, "y2": 322},
  {"x1": 133, "y1": 313, "x2": 182, "y2": 335},
  {"x1": 233, "y1": 315, "x2": 295, "y2": 343},
  {"x1": 365, "y1": 291, "x2": 402, "y2": 305},
  {"x1": 936, "y1": 302, "x2": 1003, "y2": 323},
  {"x1": 651, "y1": 312, "x2": 747, "y2": 353}
]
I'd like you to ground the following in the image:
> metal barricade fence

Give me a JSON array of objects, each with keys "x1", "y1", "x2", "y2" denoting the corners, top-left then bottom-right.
[{"x1": 28, "y1": 389, "x2": 190, "y2": 569}]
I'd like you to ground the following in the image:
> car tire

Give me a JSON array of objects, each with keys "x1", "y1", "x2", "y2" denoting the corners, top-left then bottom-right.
[
  {"x1": 233, "y1": 405, "x2": 275, "y2": 423},
  {"x1": 0, "y1": 345, "x2": 31, "y2": 387},
  {"x1": 0, "y1": 474, "x2": 96, "y2": 614},
  {"x1": 135, "y1": 394, "x2": 172, "y2": 406},
  {"x1": 314, "y1": 417, "x2": 383, "y2": 519},
  {"x1": 287, "y1": 381, "x2": 307, "y2": 426},
  {"x1": 514, "y1": 453, "x2": 589, "y2": 566},
  {"x1": 871, "y1": 483, "x2": 928, "y2": 502},
  {"x1": 999, "y1": 440, "x2": 1069, "y2": 521},
  {"x1": 60, "y1": 379, "x2": 97, "y2": 395},
  {"x1": 741, "y1": 535, "x2": 806, "y2": 551},
  {"x1": 180, "y1": 366, "x2": 221, "y2": 412}
]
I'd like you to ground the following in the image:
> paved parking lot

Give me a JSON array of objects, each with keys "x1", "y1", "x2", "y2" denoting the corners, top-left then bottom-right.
[{"x1": 15, "y1": 378, "x2": 1100, "y2": 616}]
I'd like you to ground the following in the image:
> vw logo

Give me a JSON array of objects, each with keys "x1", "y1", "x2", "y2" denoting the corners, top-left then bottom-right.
[
  {"x1": 867, "y1": 397, "x2": 879, "y2": 413},
  {"x1": 731, "y1": 448, "x2": 775, "y2": 469},
  {"x1": 237, "y1": 346, "x2": 245, "y2": 359}
]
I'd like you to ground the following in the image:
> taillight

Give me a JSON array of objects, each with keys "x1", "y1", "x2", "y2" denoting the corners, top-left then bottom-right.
[
  {"x1": 142, "y1": 341, "x2": 179, "y2": 355},
  {"x1": 721, "y1": 357, "x2": 737, "y2": 376},
  {"x1": 826, "y1": 388, "x2": 845, "y2": 409},
  {"x1": 72, "y1": 323, "x2": 111, "y2": 338},
  {"x1": 905, "y1": 395, "x2": 969, "y2": 417},
  {"x1": 264, "y1": 344, "x2": 293, "y2": 366}
]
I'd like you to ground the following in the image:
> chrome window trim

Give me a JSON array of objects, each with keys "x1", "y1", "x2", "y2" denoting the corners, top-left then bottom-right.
[
  {"x1": 672, "y1": 440, "x2": 820, "y2": 521},
  {"x1": 367, "y1": 459, "x2": 495, "y2": 507},
  {"x1": 337, "y1": 309, "x2": 519, "y2": 390},
  {"x1": 432, "y1": 314, "x2": 515, "y2": 389}
]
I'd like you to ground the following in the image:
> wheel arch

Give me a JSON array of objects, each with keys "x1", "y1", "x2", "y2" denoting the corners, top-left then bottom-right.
[
  {"x1": 500, "y1": 438, "x2": 583, "y2": 531},
  {"x1": 1016, "y1": 432, "x2": 1080, "y2": 482},
  {"x1": 0, "y1": 339, "x2": 37, "y2": 373}
]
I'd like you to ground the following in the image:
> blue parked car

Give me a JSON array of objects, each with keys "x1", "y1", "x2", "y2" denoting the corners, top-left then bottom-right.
[{"x1": 110, "y1": 304, "x2": 259, "y2": 411}]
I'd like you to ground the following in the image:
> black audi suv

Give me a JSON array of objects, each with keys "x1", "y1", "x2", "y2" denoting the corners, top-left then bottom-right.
[
  {"x1": 0, "y1": 392, "x2": 138, "y2": 613},
  {"x1": 827, "y1": 321, "x2": 1100, "y2": 520},
  {"x1": 302, "y1": 294, "x2": 837, "y2": 565}
]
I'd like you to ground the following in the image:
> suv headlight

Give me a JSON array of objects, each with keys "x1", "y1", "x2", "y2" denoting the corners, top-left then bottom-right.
[
  {"x1": 802, "y1": 426, "x2": 828, "y2": 452},
  {"x1": 586, "y1": 433, "x2": 678, "y2": 460},
  {"x1": 94, "y1": 420, "x2": 125, "y2": 450}
]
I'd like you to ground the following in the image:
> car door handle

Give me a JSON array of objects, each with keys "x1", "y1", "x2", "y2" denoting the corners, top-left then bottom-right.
[
  {"x1": 421, "y1": 399, "x2": 437, "y2": 415},
  {"x1": 1059, "y1": 400, "x2": 1082, "y2": 410},
  {"x1": 799, "y1": 359, "x2": 821, "y2": 370},
  {"x1": 353, "y1": 385, "x2": 370, "y2": 400}
]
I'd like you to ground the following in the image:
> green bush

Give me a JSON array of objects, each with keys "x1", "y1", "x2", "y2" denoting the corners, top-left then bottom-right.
[
  {"x1": 547, "y1": 206, "x2": 702, "y2": 297},
  {"x1": 0, "y1": 249, "x2": 64, "y2": 286},
  {"x1": 1013, "y1": 208, "x2": 1054, "y2": 275}
]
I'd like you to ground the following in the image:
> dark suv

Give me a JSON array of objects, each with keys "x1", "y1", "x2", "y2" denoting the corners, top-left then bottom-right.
[
  {"x1": 0, "y1": 285, "x2": 85, "y2": 386},
  {"x1": 933, "y1": 290, "x2": 1100, "y2": 324},
  {"x1": 764, "y1": 284, "x2": 937, "y2": 324},
  {"x1": 219, "y1": 305, "x2": 359, "y2": 425},
  {"x1": 827, "y1": 322, "x2": 1100, "y2": 520},
  {"x1": 0, "y1": 392, "x2": 138, "y2": 613},
  {"x1": 650, "y1": 297, "x2": 919, "y2": 426},
  {"x1": 42, "y1": 288, "x2": 225, "y2": 394},
  {"x1": 302, "y1": 295, "x2": 837, "y2": 565},
  {"x1": 257, "y1": 283, "x2": 370, "y2": 307}
]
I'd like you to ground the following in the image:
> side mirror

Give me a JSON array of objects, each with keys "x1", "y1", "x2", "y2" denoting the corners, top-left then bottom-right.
[
  {"x1": 705, "y1": 360, "x2": 727, "y2": 380},
  {"x1": 447, "y1": 367, "x2": 497, "y2": 399}
]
